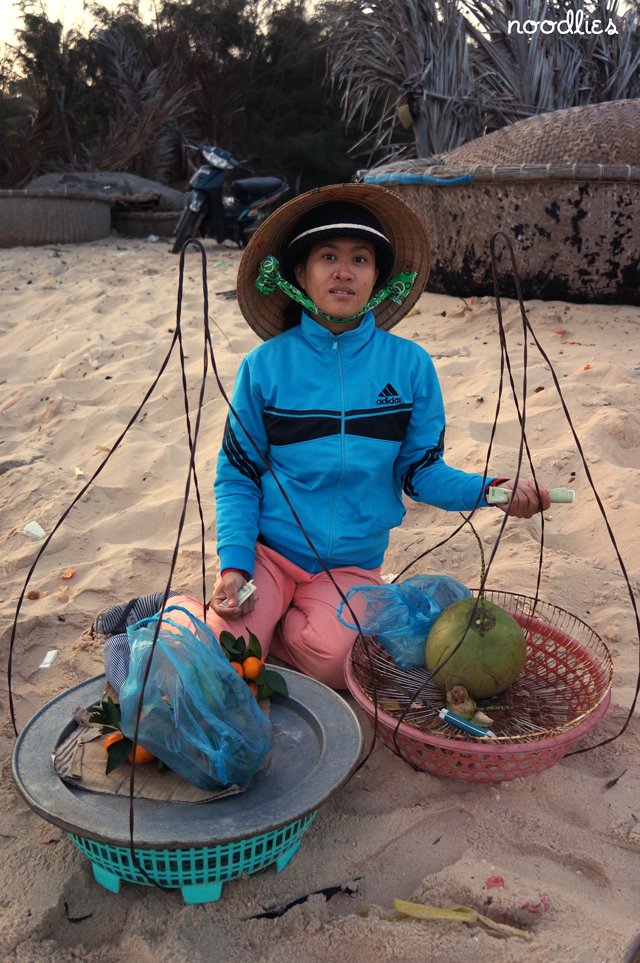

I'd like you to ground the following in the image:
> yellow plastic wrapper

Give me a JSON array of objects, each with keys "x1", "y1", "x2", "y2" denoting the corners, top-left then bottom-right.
[{"x1": 392, "y1": 898, "x2": 533, "y2": 941}]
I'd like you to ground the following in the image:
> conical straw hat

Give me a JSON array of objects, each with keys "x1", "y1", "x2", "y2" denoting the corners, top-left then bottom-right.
[{"x1": 236, "y1": 182, "x2": 431, "y2": 341}]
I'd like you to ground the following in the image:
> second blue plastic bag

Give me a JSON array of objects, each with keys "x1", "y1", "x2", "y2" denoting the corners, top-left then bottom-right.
[
  {"x1": 337, "y1": 574, "x2": 472, "y2": 669},
  {"x1": 119, "y1": 606, "x2": 273, "y2": 790}
]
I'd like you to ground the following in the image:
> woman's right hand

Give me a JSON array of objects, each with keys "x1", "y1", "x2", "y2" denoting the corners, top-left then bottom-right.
[{"x1": 209, "y1": 571, "x2": 258, "y2": 619}]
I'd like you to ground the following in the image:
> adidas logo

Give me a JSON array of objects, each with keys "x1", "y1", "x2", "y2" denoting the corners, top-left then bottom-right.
[{"x1": 376, "y1": 383, "x2": 403, "y2": 405}]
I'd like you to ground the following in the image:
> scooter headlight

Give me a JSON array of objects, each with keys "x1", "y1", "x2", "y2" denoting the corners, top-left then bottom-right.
[{"x1": 202, "y1": 146, "x2": 236, "y2": 170}]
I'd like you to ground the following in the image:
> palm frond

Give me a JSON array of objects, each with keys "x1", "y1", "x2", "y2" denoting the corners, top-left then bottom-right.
[
  {"x1": 463, "y1": 0, "x2": 640, "y2": 123},
  {"x1": 328, "y1": 0, "x2": 482, "y2": 158},
  {"x1": 86, "y1": 31, "x2": 195, "y2": 175},
  {"x1": 329, "y1": 0, "x2": 640, "y2": 164}
]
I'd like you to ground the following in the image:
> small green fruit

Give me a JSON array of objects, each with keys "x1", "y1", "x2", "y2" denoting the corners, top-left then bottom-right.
[
  {"x1": 445, "y1": 685, "x2": 476, "y2": 719},
  {"x1": 426, "y1": 598, "x2": 527, "y2": 699}
]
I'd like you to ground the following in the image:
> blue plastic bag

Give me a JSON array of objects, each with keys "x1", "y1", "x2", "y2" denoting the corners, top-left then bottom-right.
[
  {"x1": 337, "y1": 574, "x2": 472, "y2": 669},
  {"x1": 119, "y1": 606, "x2": 273, "y2": 790}
]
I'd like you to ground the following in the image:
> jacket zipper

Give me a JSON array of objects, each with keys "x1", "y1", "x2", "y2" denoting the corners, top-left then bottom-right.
[{"x1": 326, "y1": 336, "x2": 346, "y2": 559}]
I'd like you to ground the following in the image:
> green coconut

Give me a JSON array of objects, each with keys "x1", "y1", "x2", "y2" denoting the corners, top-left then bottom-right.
[{"x1": 426, "y1": 597, "x2": 527, "y2": 699}]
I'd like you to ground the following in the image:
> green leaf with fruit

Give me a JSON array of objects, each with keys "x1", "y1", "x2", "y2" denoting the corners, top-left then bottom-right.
[{"x1": 219, "y1": 630, "x2": 288, "y2": 699}]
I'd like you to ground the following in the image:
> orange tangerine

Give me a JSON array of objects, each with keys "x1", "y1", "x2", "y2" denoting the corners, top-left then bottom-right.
[
  {"x1": 230, "y1": 661, "x2": 245, "y2": 678},
  {"x1": 243, "y1": 656, "x2": 264, "y2": 681},
  {"x1": 104, "y1": 731, "x2": 155, "y2": 765},
  {"x1": 129, "y1": 744, "x2": 155, "y2": 765}
]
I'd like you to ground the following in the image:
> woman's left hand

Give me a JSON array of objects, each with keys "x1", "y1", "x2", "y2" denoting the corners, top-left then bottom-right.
[{"x1": 496, "y1": 479, "x2": 551, "y2": 518}]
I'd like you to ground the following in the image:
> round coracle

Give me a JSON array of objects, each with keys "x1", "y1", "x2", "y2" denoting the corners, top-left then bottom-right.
[
  {"x1": 363, "y1": 100, "x2": 640, "y2": 305},
  {"x1": 438, "y1": 98, "x2": 640, "y2": 168}
]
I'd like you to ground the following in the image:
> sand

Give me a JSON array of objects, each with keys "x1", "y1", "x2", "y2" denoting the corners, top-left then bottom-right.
[{"x1": 1, "y1": 234, "x2": 639, "y2": 963}]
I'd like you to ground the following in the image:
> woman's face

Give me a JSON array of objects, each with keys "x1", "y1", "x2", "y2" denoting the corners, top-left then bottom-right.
[{"x1": 293, "y1": 237, "x2": 378, "y2": 333}]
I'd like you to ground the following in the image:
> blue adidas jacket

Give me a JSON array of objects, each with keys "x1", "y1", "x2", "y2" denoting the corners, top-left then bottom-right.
[{"x1": 214, "y1": 310, "x2": 495, "y2": 575}]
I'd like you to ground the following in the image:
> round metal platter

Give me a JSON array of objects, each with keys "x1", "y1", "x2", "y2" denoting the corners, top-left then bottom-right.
[{"x1": 12, "y1": 668, "x2": 363, "y2": 848}]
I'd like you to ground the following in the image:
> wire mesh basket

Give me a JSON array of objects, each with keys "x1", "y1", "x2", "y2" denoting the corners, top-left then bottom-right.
[{"x1": 345, "y1": 591, "x2": 612, "y2": 783}]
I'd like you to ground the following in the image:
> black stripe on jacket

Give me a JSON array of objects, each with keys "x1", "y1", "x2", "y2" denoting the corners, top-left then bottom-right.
[
  {"x1": 346, "y1": 405, "x2": 412, "y2": 442},
  {"x1": 223, "y1": 418, "x2": 263, "y2": 487},
  {"x1": 264, "y1": 409, "x2": 341, "y2": 445},
  {"x1": 264, "y1": 404, "x2": 414, "y2": 446},
  {"x1": 402, "y1": 427, "x2": 445, "y2": 496}
]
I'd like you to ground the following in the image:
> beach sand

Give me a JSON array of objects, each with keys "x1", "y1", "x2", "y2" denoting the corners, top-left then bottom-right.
[{"x1": 1, "y1": 235, "x2": 639, "y2": 962}]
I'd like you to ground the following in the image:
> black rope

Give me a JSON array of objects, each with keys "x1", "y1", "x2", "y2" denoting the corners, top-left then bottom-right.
[
  {"x1": 6, "y1": 240, "x2": 210, "y2": 893},
  {"x1": 489, "y1": 235, "x2": 640, "y2": 753},
  {"x1": 125, "y1": 241, "x2": 212, "y2": 887},
  {"x1": 8, "y1": 224, "x2": 638, "y2": 890},
  {"x1": 381, "y1": 229, "x2": 638, "y2": 765},
  {"x1": 6, "y1": 326, "x2": 180, "y2": 737},
  {"x1": 5, "y1": 239, "x2": 379, "y2": 890},
  {"x1": 385, "y1": 230, "x2": 539, "y2": 753}
]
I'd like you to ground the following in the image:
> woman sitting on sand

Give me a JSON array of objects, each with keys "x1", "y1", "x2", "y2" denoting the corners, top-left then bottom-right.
[{"x1": 100, "y1": 183, "x2": 550, "y2": 691}]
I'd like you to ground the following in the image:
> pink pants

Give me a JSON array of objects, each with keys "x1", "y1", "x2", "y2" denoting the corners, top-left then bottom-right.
[{"x1": 170, "y1": 542, "x2": 383, "y2": 689}]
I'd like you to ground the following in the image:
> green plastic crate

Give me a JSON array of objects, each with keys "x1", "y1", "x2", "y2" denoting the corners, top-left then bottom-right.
[{"x1": 68, "y1": 811, "x2": 317, "y2": 904}]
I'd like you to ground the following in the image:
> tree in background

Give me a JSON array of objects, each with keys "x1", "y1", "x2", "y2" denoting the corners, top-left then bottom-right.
[
  {"x1": 239, "y1": 0, "x2": 355, "y2": 191},
  {"x1": 0, "y1": 0, "x2": 356, "y2": 190},
  {"x1": 81, "y1": 2, "x2": 195, "y2": 181},
  {"x1": 153, "y1": 0, "x2": 258, "y2": 161},
  {"x1": 327, "y1": 0, "x2": 481, "y2": 159},
  {"x1": 463, "y1": 0, "x2": 640, "y2": 123},
  {"x1": 3, "y1": 0, "x2": 639, "y2": 189},
  {"x1": 328, "y1": 0, "x2": 640, "y2": 160},
  {"x1": 0, "y1": 5, "x2": 91, "y2": 186}
]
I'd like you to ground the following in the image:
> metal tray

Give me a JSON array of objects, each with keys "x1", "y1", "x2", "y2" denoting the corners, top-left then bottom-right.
[{"x1": 12, "y1": 668, "x2": 363, "y2": 848}]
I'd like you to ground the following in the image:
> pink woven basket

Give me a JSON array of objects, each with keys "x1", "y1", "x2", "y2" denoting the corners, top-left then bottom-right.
[{"x1": 345, "y1": 591, "x2": 612, "y2": 783}]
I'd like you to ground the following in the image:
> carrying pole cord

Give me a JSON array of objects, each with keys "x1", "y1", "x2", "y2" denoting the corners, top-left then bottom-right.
[
  {"x1": 125, "y1": 242, "x2": 212, "y2": 887},
  {"x1": 489, "y1": 234, "x2": 640, "y2": 753},
  {"x1": 6, "y1": 330, "x2": 180, "y2": 737},
  {"x1": 387, "y1": 230, "x2": 638, "y2": 760},
  {"x1": 387, "y1": 229, "x2": 543, "y2": 749},
  {"x1": 5, "y1": 241, "x2": 380, "y2": 888}
]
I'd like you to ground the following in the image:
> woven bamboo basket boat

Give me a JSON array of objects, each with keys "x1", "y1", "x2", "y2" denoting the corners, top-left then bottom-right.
[
  {"x1": 0, "y1": 189, "x2": 113, "y2": 247},
  {"x1": 111, "y1": 209, "x2": 181, "y2": 238},
  {"x1": 365, "y1": 99, "x2": 640, "y2": 305}
]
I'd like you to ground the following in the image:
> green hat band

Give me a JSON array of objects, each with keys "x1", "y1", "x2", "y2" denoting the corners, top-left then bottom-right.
[{"x1": 255, "y1": 255, "x2": 417, "y2": 325}]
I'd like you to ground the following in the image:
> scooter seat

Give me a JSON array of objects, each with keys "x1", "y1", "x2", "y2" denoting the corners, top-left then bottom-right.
[{"x1": 233, "y1": 176, "x2": 286, "y2": 201}]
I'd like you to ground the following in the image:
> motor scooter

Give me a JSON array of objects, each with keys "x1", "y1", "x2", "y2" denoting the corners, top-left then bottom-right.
[{"x1": 171, "y1": 143, "x2": 289, "y2": 253}]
